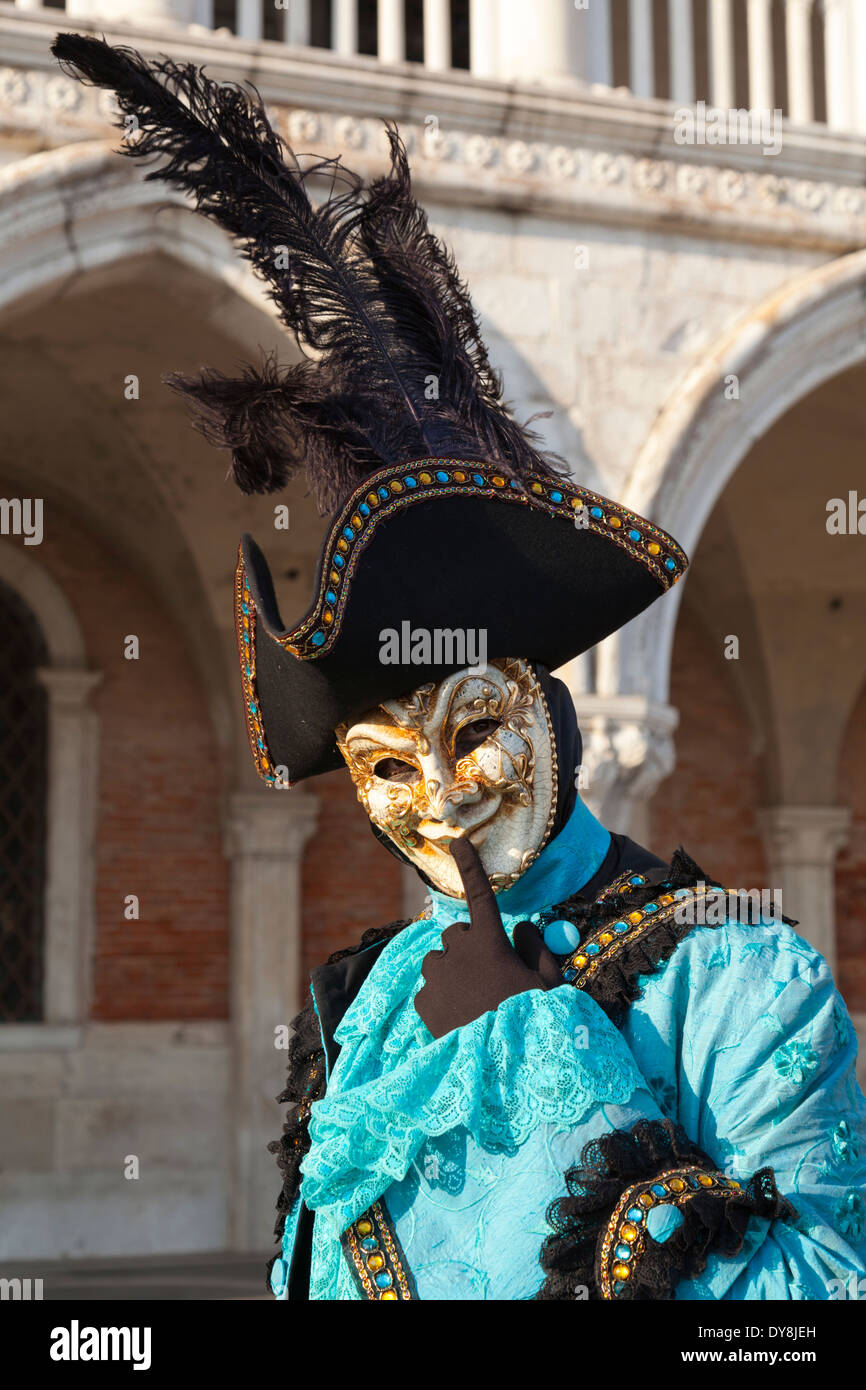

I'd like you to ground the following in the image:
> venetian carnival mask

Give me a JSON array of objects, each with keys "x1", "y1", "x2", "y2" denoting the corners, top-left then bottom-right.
[{"x1": 335, "y1": 658, "x2": 557, "y2": 897}]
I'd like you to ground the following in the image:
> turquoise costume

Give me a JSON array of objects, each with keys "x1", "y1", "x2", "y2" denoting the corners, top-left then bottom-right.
[{"x1": 271, "y1": 798, "x2": 866, "y2": 1300}]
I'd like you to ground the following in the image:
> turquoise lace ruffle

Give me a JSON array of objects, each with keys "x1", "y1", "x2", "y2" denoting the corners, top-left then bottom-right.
[{"x1": 300, "y1": 906, "x2": 645, "y2": 1237}]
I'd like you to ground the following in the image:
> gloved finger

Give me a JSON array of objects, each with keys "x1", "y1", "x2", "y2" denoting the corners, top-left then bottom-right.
[
  {"x1": 512, "y1": 920, "x2": 563, "y2": 988},
  {"x1": 449, "y1": 835, "x2": 508, "y2": 943}
]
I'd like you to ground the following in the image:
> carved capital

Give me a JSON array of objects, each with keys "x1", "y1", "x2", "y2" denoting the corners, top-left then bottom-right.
[
  {"x1": 223, "y1": 789, "x2": 319, "y2": 862},
  {"x1": 572, "y1": 695, "x2": 679, "y2": 830}
]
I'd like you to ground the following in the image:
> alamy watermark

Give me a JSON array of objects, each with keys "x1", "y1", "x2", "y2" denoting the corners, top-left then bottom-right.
[
  {"x1": 674, "y1": 882, "x2": 784, "y2": 926},
  {"x1": 379, "y1": 623, "x2": 487, "y2": 670},
  {"x1": 0, "y1": 497, "x2": 42, "y2": 545},
  {"x1": 674, "y1": 101, "x2": 783, "y2": 157}
]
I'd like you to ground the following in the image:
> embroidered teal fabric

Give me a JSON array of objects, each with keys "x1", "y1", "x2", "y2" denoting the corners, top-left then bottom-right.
[
  {"x1": 299, "y1": 796, "x2": 633, "y2": 1243},
  {"x1": 280, "y1": 796, "x2": 866, "y2": 1300}
]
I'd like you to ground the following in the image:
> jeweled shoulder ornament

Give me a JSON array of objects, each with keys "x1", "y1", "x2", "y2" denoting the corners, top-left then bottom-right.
[{"x1": 52, "y1": 32, "x2": 687, "y2": 786}]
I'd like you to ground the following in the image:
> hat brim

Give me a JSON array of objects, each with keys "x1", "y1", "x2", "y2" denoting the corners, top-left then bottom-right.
[{"x1": 235, "y1": 459, "x2": 686, "y2": 785}]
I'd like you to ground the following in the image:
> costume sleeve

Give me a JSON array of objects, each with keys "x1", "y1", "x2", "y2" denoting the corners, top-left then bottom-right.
[{"x1": 604, "y1": 916, "x2": 866, "y2": 1301}]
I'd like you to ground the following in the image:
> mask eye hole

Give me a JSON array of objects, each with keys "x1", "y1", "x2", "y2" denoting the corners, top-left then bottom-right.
[
  {"x1": 373, "y1": 756, "x2": 420, "y2": 784},
  {"x1": 454, "y1": 718, "x2": 501, "y2": 759}
]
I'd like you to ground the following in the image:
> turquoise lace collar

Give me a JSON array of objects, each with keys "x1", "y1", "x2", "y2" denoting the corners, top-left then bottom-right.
[{"x1": 425, "y1": 792, "x2": 611, "y2": 928}]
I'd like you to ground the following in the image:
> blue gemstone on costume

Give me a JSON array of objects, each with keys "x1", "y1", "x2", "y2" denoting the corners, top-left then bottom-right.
[
  {"x1": 404, "y1": 476, "x2": 417, "y2": 488},
  {"x1": 563, "y1": 967, "x2": 577, "y2": 981},
  {"x1": 343, "y1": 526, "x2": 354, "y2": 541},
  {"x1": 627, "y1": 1207, "x2": 645, "y2": 1223},
  {"x1": 643, "y1": 903, "x2": 658, "y2": 913},
  {"x1": 243, "y1": 632, "x2": 250, "y2": 644},
  {"x1": 378, "y1": 486, "x2": 390, "y2": 500},
  {"x1": 472, "y1": 473, "x2": 484, "y2": 485},
  {"x1": 333, "y1": 554, "x2": 345, "y2": 568},
  {"x1": 242, "y1": 602, "x2": 249, "y2": 614},
  {"x1": 543, "y1": 919, "x2": 582, "y2": 953},
  {"x1": 245, "y1": 666, "x2": 252, "y2": 678},
  {"x1": 436, "y1": 470, "x2": 449, "y2": 482},
  {"x1": 375, "y1": 1271, "x2": 393, "y2": 1289},
  {"x1": 325, "y1": 590, "x2": 337, "y2": 605},
  {"x1": 628, "y1": 529, "x2": 641, "y2": 542},
  {"x1": 551, "y1": 491, "x2": 563, "y2": 503},
  {"x1": 674, "y1": 888, "x2": 690, "y2": 898},
  {"x1": 249, "y1": 703, "x2": 257, "y2": 715},
  {"x1": 257, "y1": 738, "x2": 264, "y2": 750},
  {"x1": 590, "y1": 506, "x2": 603, "y2": 519},
  {"x1": 630, "y1": 875, "x2": 644, "y2": 885},
  {"x1": 665, "y1": 557, "x2": 676, "y2": 571},
  {"x1": 311, "y1": 631, "x2": 326, "y2": 647},
  {"x1": 651, "y1": 1183, "x2": 668, "y2": 1197},
  {"x1": 584, "y1": 942, "x2": 600, "y2": 956},
  {"x1": 613, "y1": 921, "x2": 630, "y2": 933},
  {"x1": 359, "y1": 503, "x2": 370, "y2": 517},
  {"x1": 510, "y1": 479, "x2": 521, "y2": 488},
  {"x1": 360, "y1": 1237, "x2": 378, "y2": 1252},
  {"x1": 269, "y1": 1257, "x2": 287, "y2": 1297},
  {"x1": 615, "y1": 1244, "x2": 632, "y2": 1261},
  {"x1": 613, "y1": 1280, "x2": 626, "y2": 1296}
]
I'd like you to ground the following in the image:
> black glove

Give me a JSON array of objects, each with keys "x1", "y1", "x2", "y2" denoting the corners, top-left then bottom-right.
[{"x1": 413, "y1": 835, "x2": 562, "y2": 1040}]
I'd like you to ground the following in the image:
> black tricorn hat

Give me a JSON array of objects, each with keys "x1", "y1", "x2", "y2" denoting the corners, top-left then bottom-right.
[
  {"x1": 52, "y1": 34, "x2": 687, "y2": 786},
  {"x1": 238, "y1": 459, "x2": 685, "y2": 784}
]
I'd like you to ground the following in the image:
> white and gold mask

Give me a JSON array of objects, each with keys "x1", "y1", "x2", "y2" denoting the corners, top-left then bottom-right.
[{"x1": 336, "y1": 658, "x2": 557, "y2": 897}]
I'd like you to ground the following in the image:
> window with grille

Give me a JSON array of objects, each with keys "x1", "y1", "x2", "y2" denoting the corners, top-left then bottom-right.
[{"x1": 0, "y1": 581, "x2": 48, "y2": 1022}]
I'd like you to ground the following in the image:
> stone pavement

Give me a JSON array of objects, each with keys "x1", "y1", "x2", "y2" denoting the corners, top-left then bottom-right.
[{"x1": 0, "y1": 1252, "x2": 273, "y2": 1300}]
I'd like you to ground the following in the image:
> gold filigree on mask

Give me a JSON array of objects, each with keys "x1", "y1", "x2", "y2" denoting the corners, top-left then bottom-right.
[{"x1": 336, "y1": 658, "x2": 558, "y2": 897}]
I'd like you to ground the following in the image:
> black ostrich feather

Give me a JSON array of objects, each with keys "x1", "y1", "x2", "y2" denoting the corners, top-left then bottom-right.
[{"x1": 52, "y1": 31, "x2": 565, "y2": 513}]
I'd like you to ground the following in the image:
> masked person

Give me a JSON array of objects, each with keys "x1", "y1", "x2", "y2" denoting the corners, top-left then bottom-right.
[{"x1": 54, "y1": 34, "x2": 866, "y2": 1302}]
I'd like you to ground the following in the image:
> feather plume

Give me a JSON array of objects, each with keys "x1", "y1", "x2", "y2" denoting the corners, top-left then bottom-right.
[{"x1": 52, "y1": 32, "x2": 565, "y2": 512}]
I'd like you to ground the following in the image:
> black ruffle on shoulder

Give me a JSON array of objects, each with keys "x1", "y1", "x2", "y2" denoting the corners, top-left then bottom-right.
[{"x1": 535, "y1": 1117, "x2": 796, "y2": 1301}]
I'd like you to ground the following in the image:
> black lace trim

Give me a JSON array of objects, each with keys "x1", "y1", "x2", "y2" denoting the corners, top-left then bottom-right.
[
  {"x1": 535, "y1": 1118, "x2": 796, "y2": 1301},
  {"x1": 264, "y1": 918, "x2": 408, "y2": 1292},
  {"x1": 540, "y1": 847, "x2": 796, "y2": 1027}
]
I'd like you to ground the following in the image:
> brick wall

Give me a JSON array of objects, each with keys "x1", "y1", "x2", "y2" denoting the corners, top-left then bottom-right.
[
  {"x1": 301, "y1": 767, "x2": 405, "y2": 979},
  {"x1": 17, "y1": 500, "x2": 231, "y2": 1020},
  {"x1": 836, "y1": 682, "x2": 866, "y2": 1011},
  {"x1": 648, "y1": 603, "x2": 768, "y2": 893}
]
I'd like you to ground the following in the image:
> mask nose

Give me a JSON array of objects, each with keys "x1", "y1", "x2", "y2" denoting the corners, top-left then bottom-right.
[{"x1": 420, "y1": 748, "x2": 480, "y2": 822}]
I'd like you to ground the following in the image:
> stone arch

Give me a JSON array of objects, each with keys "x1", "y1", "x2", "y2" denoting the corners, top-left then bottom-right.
[
  {"x1": 0, "y1": 140, "x2": 275, "y2": 335},
  {"x1": 602, "y1": 249, "x2": 866, "y2": 705}
]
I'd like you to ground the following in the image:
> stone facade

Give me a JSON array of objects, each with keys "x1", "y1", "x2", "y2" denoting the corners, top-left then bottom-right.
[{"x1": 0, "y1": 5, "x2": 864, "y2": 1260}]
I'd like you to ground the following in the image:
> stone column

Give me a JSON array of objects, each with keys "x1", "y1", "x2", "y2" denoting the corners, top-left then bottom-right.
[
  {"x1": 235, "y1": 0, "x2": 262, "y2": 40},
  {"x1": 823, "y1": 0, "x2": 854, "y2": 131},
  {"x1": 35, "y1": 668, "x2": 102, "y2": 1025},
  {"x1": 668, "y1": 0, "x2": 695, "y2": 104},
  {"x1": 708, "y1": 0, "x2": 736, "y2": 108},
  {"x1": 494, "y1": 0, "x2": 587, "y2": 84},
  {"x1": 758, "y1": 805, "x2": 850, "y2": 974},
  {"x1": 224, "y1": 789, "x2": 319, "y2": 1252},
  {"x1": 847, "y1": 0, "x2": 866, "y2": 133},
  {"x1": 424, "y1": 0, "x2": 451, "y2": 71},
  {"x1": 283, "y1": 0, "x2": 310, "y2": 46},
  {"x1": 746, "y1": 0, "x2": 775, "y2": 111},
  {"x1": 334, "y1": 0, "x2": 358, "y2": 56},
  {"x1": 65, "y1": 0, "x2": 198, "y2": 23},
  {"x1": 569, "y1": 694, "x2": 680, "y2": 842},
  {"x1": 583, "y1": 0, "x2": 613, "y2": 86},
  {"x1": 629, "y1": 0, "x2": 654, "y2": 99},
  {"x1": 785, "y1": 0, "x2": 815, "y2": 124},
  {"x1": 378, "y1": 0, "x2": 405, "y2": 64},
  {"x1": 469, "y1": 0, "x2": 499, "y2": 78}
]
